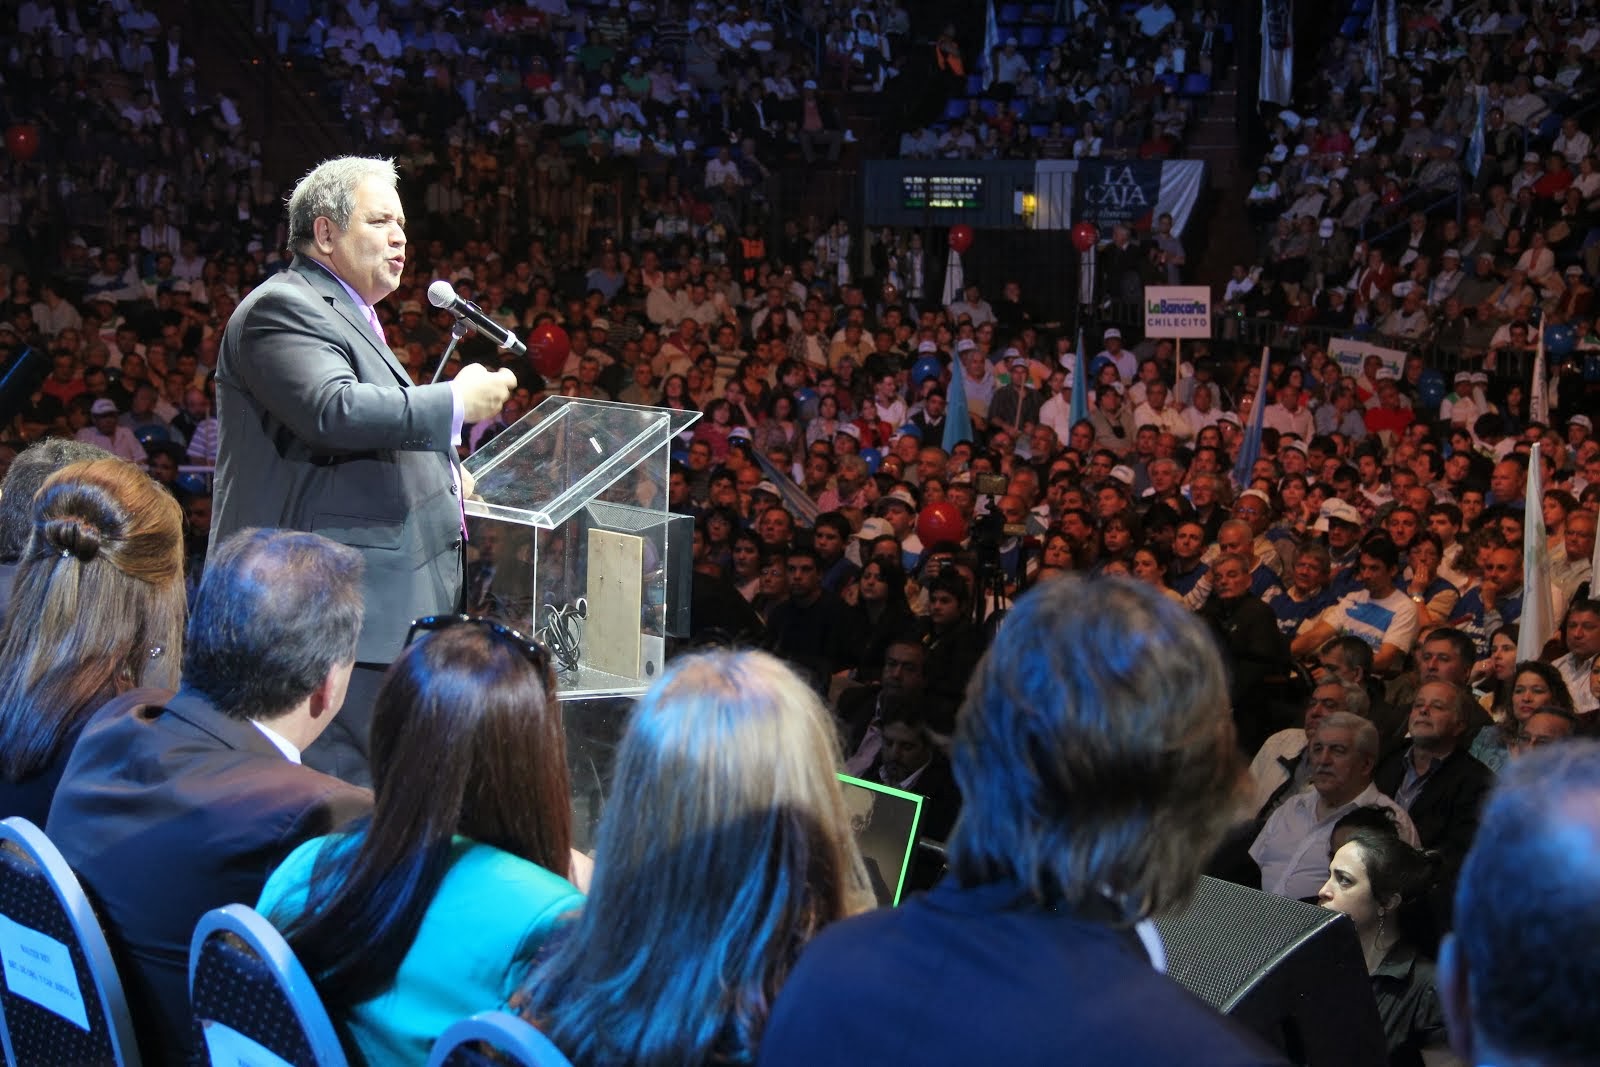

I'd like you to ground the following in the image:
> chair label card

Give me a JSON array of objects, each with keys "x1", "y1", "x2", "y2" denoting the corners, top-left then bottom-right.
[
  {"x1": 0, "y1": 913, "x2": 88, "y2": 1030},
  {"x1": 201, "y1": 1020, "x2": 296, "y2": 1067}
]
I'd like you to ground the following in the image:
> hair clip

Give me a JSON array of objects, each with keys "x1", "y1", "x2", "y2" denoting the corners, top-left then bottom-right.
[{"x1": 60, "y1": 548, "x2": 70, "y2": 558}]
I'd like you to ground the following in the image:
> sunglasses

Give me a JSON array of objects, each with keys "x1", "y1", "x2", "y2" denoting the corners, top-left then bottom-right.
[{"x1": 405, "y1": 614, "x2": 550, "y2": 674}]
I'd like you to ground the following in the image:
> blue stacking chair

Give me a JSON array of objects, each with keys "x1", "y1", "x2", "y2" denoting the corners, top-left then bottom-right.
[{"x1": 427, "y1": 1012, "x2": 574, "y2": 1067}]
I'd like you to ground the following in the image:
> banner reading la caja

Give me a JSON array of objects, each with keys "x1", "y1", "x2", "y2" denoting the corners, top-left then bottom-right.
[{"x1": 1073, "y1": 161, "x2": 1164, "y2": 234}]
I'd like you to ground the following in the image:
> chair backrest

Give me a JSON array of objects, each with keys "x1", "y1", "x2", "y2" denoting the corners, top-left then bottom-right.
[
  {"x1": 426, "y1": 1012, "x2": 574, "y2": 1067},
  {"x1": 187, "y1": 904, "x2": 347, "y2": 1067},
  {"x1": 0, "y1": 816, "x2": 141, "y2": 1067}
]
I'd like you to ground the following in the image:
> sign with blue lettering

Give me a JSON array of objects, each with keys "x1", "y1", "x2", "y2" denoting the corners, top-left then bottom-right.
[
  {"x1": 0, "y1": 913, "x2": 88, "y2": 1030},
  {"x1": 1144, "y1": 286, "x2": 1213, "y2": 338},
  {"x1": 1074, "y1": 161, "x2": 1163, "y2": 232}
]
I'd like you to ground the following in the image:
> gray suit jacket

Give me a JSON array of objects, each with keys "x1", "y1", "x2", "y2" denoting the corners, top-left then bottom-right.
[{"x1": 211, "y1": 256, "x2": 461, "y2": 662}]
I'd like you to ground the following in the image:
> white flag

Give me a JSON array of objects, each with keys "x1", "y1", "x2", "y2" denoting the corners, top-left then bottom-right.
[{"x1": 1519, "y1": 442, "x2": 1554, "y2": 663}]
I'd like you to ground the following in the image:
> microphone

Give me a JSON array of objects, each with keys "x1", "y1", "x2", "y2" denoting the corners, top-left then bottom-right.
[{"x1": 426, "y1": 280, "x2": 527, "y2": 356}]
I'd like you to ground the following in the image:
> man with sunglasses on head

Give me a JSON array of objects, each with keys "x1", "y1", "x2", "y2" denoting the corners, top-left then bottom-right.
[{"x1": 47, "y1": 529, "x2": 374, "y2": 1063}]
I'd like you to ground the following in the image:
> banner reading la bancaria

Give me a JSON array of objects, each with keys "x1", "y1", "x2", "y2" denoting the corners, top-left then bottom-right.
[{"x1": 1073, "y1": 161, "x2": 1163, "y2": 234}]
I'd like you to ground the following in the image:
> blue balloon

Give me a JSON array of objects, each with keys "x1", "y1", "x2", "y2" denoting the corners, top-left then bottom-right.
[
  {"x1": 859, "y1": 448, "x2": 882, "y2": 473},
  {"x1": 911, "y1": 356, "x2": 943, "y2": 387},
  {"x1": 794, "y1": 387, "x2": 817, "y2": 406},
  {"x1": 1546, "y1": 323, "x2": 1578, "y2": 358}
]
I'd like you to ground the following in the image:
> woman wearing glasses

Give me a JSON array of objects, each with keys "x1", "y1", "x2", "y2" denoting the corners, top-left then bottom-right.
[
  {"x1": 517, "y1": 649, "x2": 874, "y2": 1066},
  {"x1": 258, "y1": 616, "x2": 581, "y2": 1065}
]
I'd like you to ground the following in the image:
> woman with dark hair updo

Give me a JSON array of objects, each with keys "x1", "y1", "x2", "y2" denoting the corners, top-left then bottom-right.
[
  {"x1": 0, "y1": 457, "x2": 186, "y2": 824},
  {"x1": 1318, "y1": 814, "x2": 1448, "y2": 1066},
  {"x1": 258, "y1": 618, "x2": 580, "y2": 1065}
]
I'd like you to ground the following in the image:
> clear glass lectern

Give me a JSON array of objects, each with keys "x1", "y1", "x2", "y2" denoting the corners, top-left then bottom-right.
[{"x1": 461, "y1": 396, "x2": 699, "y2": 701}]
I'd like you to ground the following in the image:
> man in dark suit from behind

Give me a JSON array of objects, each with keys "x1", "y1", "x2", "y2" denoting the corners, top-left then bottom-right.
[
  {"x1": 760, "y1": 576, "x2": 1287, "y2": 1066},
  {"x1": 47, "y1": 528, "x2": 374, "y2": 1063},
  {"x1": 1440, "y1": 742, "x2": 1600, "y2": 1067}
]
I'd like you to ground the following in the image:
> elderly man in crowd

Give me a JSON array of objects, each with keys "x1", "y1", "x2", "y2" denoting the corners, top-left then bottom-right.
[{"x1": 1250, "y1": 711, "x2": 1418, "y2": 899}]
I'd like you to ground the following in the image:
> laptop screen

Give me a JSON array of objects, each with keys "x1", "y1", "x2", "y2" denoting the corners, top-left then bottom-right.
[{"x1": 837, "y1": 773, "x2": 925, "y2": 906}]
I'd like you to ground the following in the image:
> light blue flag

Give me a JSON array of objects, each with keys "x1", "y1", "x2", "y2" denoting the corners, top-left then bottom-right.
[
  {"x1": 1068, "y1": 327, "x2": 1089, "y2": 433},
  {"x1": 944, "y1": 355, "x2": 973, "y2": 455},
  {"x1": 1467, "y1": 85, "x2": 1487, "y2": 178},
  {"x1": 981, "y1": 0, "x2": 1000, "y2": 90},
  {"x1": 1231, "y1": 346, "x2": 1271, "y2": 488}
]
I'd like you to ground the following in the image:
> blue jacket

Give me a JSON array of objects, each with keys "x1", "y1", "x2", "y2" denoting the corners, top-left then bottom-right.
[
  {"x1": 258, "y1": 833, "x2": 582, "y2": 1066},
  {"x1": 759, "y1": 879, "x2": 1286, "y2": 1066}
]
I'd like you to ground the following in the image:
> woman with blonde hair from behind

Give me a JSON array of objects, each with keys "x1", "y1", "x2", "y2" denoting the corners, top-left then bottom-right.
[
  {"x1": 0, "y1": 457, "x2": 185, "y2": 824},
  {"x1": 518, "y1": 649, "x2": 873, "y2": 1066}
]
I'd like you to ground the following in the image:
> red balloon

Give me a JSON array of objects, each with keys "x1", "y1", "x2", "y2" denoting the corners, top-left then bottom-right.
[
  {"x1": 947, "y1": 224, "x2": 974, "y2": 254},
  {"x1": 1071, "y1": 221, "x2": 1098, "y2": 254},
  {"x1": 528, "y1": 322, "x2": 569, "y2": 378},
  {"x1": 1381, "y1": 189, "x2": 1402, "y2": 208},
  {"x1": 917, "y1": 502, "x2": 968, "y2": 547},
  {"x1": 4, "y1": 124, "x2": 39, "y2": 163}
]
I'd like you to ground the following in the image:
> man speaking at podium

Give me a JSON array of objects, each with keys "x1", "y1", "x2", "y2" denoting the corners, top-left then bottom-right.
[{"x1": 211, "y1": 156, "x2": 515, "y2": 785}]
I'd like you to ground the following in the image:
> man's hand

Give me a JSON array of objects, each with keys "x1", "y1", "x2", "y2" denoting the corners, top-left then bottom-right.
[
  {"x1": 460, "y1": 465, "x2": 477, "y2": 500},
  {"x1": 455, "y1": 363, "x2": 517, "y2": 422}
]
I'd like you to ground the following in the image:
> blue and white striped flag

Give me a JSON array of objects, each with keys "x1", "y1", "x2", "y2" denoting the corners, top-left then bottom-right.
[
  {"x1": 1519, "y1": 442, "x2": 1553, "y2": 662},
  {"x1": 1231, "y1": 346, "x2": 1271, "y2": 489},
  {"x1": 981, "y1": 0, "x2": 1000, "y2": 90},
  {"x1": 1068, "y1": 327, "x2": 1089, "y2": 433}
]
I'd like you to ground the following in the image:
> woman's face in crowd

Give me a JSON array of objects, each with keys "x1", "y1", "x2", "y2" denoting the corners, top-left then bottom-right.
[
  {"x1": 1317, "y1": 841, "x2": 1382, "y2": 933},
  {"x1": 1490, "y1": 631, "x2": 1520, "y2": 682},
  {"x1": 1512, "y1": 669, "x2": 1554, "y2": 722}
]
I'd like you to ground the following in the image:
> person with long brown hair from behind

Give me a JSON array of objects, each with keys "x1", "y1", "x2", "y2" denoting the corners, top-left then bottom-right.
[
  {"x1": 0, "y1": 457, "x2": 185, "y2": 825},
  {"x1": 517, "y1": 649, "x2": 873, "y2": 1067},
  {"x1": 258, "y1": 616, "x2": 580, "y2": 1066}
]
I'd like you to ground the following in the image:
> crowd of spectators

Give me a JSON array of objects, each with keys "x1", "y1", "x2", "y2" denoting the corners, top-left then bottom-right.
[
  {"x1": 2, "y1": 0, "x2": 1600, "y2": 1063},
  {"x1": 1238, "y1": 0, "x2": 1600, "y2": 372},
  {"x1": 902, "y1": 0, "x2": 1234, "y2": 162}
]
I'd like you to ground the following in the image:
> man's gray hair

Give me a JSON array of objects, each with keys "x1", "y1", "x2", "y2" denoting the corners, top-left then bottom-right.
[
  {"x1": 1317, "y1": 678, "x2": 1371, "y2": 720},
  {"x1": 1317, "y1": 711, "x2": 1379, "y2": 762},
  {"x1": 286, "y1": 156, "x2": 397, "y2": 251}
]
